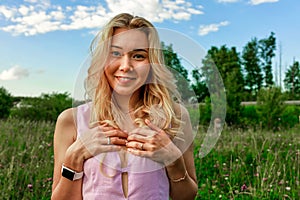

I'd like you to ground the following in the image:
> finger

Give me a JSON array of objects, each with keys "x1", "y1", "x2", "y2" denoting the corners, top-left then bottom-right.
[
  {"x1": 105, "y1": 129, "x2": 128, "y2": 139},
  {"x1": 127, "y1": 133, "x2": 148, "y2": 142},
  {"x1": 126, "y1": 141, "x2": 145, "y2": 150},
  {"x1": 109, "y1": 136, "x2": 128, "y2": 146},
  {"x1": 145, "y1": 119, "x2": 162, "y2": 133},
  {"x1": 128, "y1": 128, "x2": 156, "y2": 140}
]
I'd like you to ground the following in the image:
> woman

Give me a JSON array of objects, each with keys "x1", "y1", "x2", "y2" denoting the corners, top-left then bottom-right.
[{"x1": 51, "y1": 13, "x2": 198, "y2": 200}]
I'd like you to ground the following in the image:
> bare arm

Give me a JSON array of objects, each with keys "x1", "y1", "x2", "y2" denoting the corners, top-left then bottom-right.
[
  {"x1": 167, "y1": 105, "x2": 198, "y2": 200},
  {"x1": 51, "y1": 107, "x2": 128, "y2": 200},
  {"x1": 51, "y1": 108, "x2": 83, "y2": 200}
]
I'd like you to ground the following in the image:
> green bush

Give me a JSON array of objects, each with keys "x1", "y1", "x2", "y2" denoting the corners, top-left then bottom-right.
[
  {"x1": 280, "y1": 105, "x2": 300, "y2": 128},
  {"x1": 10, "y1": 92, "x2": 72, "y2": 122},
  {"x1": 0, "y1": 87, "x2": 14, "y2": 119}
]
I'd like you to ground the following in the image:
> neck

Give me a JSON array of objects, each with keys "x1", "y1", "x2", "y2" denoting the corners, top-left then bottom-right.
[{"x1": 113, "y1": 92, "x2": 139, "y2": 114}]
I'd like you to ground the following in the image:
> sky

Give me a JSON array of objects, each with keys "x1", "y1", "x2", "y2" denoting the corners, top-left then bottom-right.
[{"x1": 0, "y1": 0, "x2": 299, "y2": 99}]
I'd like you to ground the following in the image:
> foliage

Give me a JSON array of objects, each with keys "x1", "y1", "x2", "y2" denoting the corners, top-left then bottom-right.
[
  {"x1": 284, "y1": 61, "x2": 300, "y2": 99},
  {"x1": 0, "y1": 119, "x2": 54, "y2": 199},
  {"x1": 259, "y1": 32, "x2": 276, "y2": 87},
  {"x1": 200, "y1": 45, "x2": 243, "y2": 125},
  {"x1": 280, "y1": 105, "x2": 300, "y2": 129},
  {"x1": 0, "y1": 87, "x2": 14, "y2": 119},
  {"x1": 256, "y1": 87, "x2": 286, "y2": 130},
  {"x1": 194, "y1": 126, "x2": 300, "y2": 199},
  {"x1": 162, "y1": 42, "x2": 193, "y2": 102},
  {"x1": 10, "y1": 92, "x2": 72, "y2": 121},
  {"x1": 191, "y1": 68, "x2": 209, "y2": 103},
  {"x1": 242, "y1": 38, "x2": 263, "y2": 99}
]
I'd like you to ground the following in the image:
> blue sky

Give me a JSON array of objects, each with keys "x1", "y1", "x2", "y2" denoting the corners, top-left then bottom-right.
[{"x1": 0, "y1": 0, "x2": 299, "y2": 99}]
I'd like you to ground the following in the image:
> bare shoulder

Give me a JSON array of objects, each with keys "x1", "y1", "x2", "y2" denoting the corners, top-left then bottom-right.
[
  {"x1": 55, "y1": 107, "x2": 78, "y2": 141},
  {"x1": 173, "y1": 102, "x2": 190, "y2": 121},
  {"x1": 57, "y1": 108, "x2": 77, "y2": 125}
]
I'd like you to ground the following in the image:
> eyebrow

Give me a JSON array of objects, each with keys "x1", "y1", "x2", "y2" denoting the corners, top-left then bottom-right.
[{"x1": 110, "y1": 45, "x2": 148, "y2": 53}]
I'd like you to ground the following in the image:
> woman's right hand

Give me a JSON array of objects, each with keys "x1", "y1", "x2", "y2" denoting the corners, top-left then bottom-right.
[{"x1": 64, "y1": 124, "x2": 128, "y2": 171}]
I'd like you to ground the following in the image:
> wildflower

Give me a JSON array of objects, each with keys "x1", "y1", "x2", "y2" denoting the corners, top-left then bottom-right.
[
  {"x1": 254, "y1": 173, "x2": 259, "y2": 177},
  {"x1": 285, "y1": 187, "x2": 291, "y2": 191},
  {"x1": 27, "y1": 184, "x2": 33, "y2": 192},
  {"x1": 47, "y1": 177, "x2": 53, "y2": 182},
  {"x1": 241, "y1": 183, "x2": 247, "y2": 191},
  {"x1": 278, "y1": 179, "x2": 284, "y2": 185},
  {"x1": 263, "y1": 177, "x2": 268, "y2": 181}
]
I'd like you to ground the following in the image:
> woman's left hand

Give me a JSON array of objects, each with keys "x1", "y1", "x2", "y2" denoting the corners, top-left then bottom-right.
[{"x1": 126, "y1": 119, "x2": 182, "y2": 165}]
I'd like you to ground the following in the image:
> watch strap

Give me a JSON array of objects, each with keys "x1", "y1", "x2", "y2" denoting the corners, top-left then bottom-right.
[{"x1": 61, "y1": 164, "x2": 83, "y2": 181}]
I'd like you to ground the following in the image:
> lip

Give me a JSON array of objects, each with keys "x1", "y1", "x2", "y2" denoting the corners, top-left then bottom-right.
[{"x1": 115, "y1": 75, "x2": 136, "y2": 84}]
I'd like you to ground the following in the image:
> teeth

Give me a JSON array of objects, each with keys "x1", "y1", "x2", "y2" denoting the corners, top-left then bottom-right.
[{"x1": 117, "y1": 76, "x2": 134, "y2": 80}]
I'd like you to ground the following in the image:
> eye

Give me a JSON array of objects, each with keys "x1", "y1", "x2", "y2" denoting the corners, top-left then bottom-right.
[
  {"x1": 132, "y1": 53, "x2": 147, "y2": 61},
  {"x1": 111, "y1": 51, "x2": 122, "y2": 57}
]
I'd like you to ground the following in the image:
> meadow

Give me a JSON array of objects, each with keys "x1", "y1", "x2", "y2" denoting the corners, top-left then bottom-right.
[{"x1": 0, "y1": 118, "x2": 299, "y2": 199}]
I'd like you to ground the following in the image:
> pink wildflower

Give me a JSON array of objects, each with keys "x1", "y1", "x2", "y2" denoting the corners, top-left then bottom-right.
[{"x1": 241, "y1": 183, "x2": 247, "y2": 191}]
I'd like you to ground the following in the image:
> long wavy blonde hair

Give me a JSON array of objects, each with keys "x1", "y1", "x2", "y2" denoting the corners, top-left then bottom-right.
[{"x1": 85, "y1": 13, "x2": 183, "y2": 138}]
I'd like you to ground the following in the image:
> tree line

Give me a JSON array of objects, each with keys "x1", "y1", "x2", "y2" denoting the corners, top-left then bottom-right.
[{"x1": 0, "y1": 32, "x2": 299, "y2": 130}]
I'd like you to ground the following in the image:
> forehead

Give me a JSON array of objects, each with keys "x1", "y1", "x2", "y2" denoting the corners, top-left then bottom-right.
[{"x1": 111, "y1": 28, "x2": 149, "y2": 50}]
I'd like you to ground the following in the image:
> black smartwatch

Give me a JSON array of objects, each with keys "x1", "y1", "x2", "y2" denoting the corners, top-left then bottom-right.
[{"x1": 61, "y1": 165, "x2": 83, "y2": 181}]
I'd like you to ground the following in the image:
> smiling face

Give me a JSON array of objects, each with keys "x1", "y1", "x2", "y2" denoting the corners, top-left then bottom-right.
[{"x1": 104, "y1": 28, "x2": 151, "y2": 98}]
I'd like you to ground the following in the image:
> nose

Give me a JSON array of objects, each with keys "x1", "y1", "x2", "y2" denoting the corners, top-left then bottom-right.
[{"x1": 119, "y1": 54, "x2": 132, "y2": 72}]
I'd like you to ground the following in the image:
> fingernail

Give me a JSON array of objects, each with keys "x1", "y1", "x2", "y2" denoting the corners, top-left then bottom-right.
[{"x1": 145, "y1": 119, "x2": 150, "y2": 124}]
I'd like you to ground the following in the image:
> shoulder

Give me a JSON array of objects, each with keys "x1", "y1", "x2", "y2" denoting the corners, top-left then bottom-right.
[
  {"x1": 55, "y1": 107, "x2": 78, "y2": 141},
  {"x1": 173, "y1": 103, "x2": 190, "y2": 121},
  {"x1": 57, "y1": 107, "x2": 77, "y2": 126}
]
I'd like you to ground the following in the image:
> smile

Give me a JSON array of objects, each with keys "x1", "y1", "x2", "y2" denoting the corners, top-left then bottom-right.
[{"x1": 115, "y1": 76, "x2": 136, "y2": 81}]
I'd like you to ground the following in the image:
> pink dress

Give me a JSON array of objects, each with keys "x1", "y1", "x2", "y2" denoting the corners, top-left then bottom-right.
[{"x1": 76, "y1": 103, "x2": 170, "y2": 200}]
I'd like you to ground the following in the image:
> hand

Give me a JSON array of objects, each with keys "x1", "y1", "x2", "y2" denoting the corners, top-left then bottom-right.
[
  {"x1": 126, "y1": 119, "x2": 182, "y2": 166},
  {"x1": 71, "y1": 124, "x2": 128, "y2": 161}
]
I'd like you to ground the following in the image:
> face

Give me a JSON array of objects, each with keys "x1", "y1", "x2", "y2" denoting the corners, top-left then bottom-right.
[{"x1": 104, "y1": 28, "x2": 151, "y2": 97}]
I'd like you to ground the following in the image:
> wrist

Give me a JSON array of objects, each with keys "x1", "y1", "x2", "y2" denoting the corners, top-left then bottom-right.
[
  {"x1": 64, "y1": 143, "x2": 85, "y2": 171},
  {"x1": 166, "y1": 156, "x2": 187, "y2": 182}
]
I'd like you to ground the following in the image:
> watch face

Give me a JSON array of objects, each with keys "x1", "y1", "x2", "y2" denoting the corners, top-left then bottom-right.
[{"x1": 62, "y1": 168, "x2": 75, "y2": 180}]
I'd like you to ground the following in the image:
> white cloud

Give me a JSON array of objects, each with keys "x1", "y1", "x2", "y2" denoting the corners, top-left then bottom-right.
[
  {"x1": 249, "y1": 0, "x2": 279, "y2": 5},
  {"x1": 0, "y1": 0, "x2": 203, "y2": 36},
  {"x1": 0, "y1": 65, "x2": 29, "y2": 80},
  {"x1": 198, "y1": 21, "x2": 230, "y2": 36},
  {"x1": 217, "y1": 0, "x2": 240, "y2": 3}
]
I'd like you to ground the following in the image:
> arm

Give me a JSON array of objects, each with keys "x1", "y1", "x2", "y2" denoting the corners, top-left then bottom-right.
[
  {"x1": 167, "y1": 145, "x2": 198, "y2": 200},
  {"x1": 51, "y1": 108, "x2": 128, "y2": 199},
  {"x1": 51, "y1": 108, "x2": 83, "y2": 200},
  {"x1": 167, "y1": 105, "x2": 198, "y2": 200}
]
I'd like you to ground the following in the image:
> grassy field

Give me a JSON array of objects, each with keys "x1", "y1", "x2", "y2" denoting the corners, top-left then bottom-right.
[{"x1": 0, "y1": 118, "x2": 299, "y2": 199}]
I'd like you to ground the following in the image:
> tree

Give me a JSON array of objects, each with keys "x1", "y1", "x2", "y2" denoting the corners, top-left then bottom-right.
[
  {"x1": 242, "y1": 38, "x2": 263, "y2": 99},
  {"x1": 161, "y1": 42, "x2": 192, "y2": 102},
  {"x1": 259, "y1": 32, "x2": 276, "y2": 87},
  {"x1": 284, "y1": 60, "x2": 300, "y2": 99},
  {"x1": 0, "y1": 87, "x2": 14, "y2": 118},
  {"x1": 256, "y1": 87, "x2": 286, "y2": 130},
  {"x1": 191, "y1": 68, "x2": 208, "y2": 102},
  {"x1": 200, "y1": 45, "x2": 243, "y2": 125},
  {"x1": 10, "y1": 92, "x2": 72, "y2": 121}
]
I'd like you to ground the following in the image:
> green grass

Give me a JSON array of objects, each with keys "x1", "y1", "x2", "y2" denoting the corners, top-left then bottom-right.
[
  {"x1": 194, "y1": 126, "x2": 300, "y2": 199},
  {"x1": 0, "y1": 119, "x2": 54, "y2": 200},
  {"x1": 0, "y1": 118, "x2": 299, "y2": 199}
]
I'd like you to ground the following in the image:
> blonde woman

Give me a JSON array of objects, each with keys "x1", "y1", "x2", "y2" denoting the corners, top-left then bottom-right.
[{"x1": 51, "y1": 13, "x2": 197, "y2": 200}]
